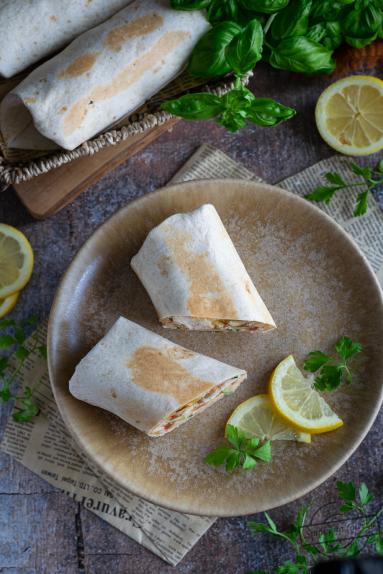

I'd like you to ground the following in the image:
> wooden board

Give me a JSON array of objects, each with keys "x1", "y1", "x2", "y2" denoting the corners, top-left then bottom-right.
[{"x1": 14, "y1": 118, "x2": 178, "y2": 219}]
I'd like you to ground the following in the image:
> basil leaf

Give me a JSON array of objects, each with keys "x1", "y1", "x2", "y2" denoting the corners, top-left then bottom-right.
[
  {"x1": 208, "y1": 0, "x2": 239, "y2": 23},
  {"x1": 309, "y1": 0, "x2": 350, "y2": 24},
  {"x1": 239, "y1": 0, "x2": 290, "y2": 14},
  {"x1": 247, "y1": 97, "x2": 296, "y2": 126},
  {"x1": 162, "y1": 93, "x2": 223, "y2": 119},
  {"x1": 343, "y1": 0, "x2": 382, "y2": 48},
  {"x1": 307, "y1": 23, "x2": 326, "y2": 44},
  {"x1": 271, "y1": 0, "x2": 312, "y2": 41},
  {"x1": 188, "y1": 21, "x2": 242, "y2": 77},
  {"x1": 270, "y1": 36, "x2": 336, "y2": 74},
  {"x1": 218, "y1": 87, "x2": 255, "y2": 132},
  {"x1": 226, "y1": 18, "x2": 264, "y2": 74},
  {"x1": 322, "y1": 21, "x2": 343, "y2": 50},
  {"x1": 170, "y1": 0, "x2": 211, "y2": 9}
]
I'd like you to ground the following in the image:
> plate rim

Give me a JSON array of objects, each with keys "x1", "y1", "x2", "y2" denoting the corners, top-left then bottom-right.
[{"x1": 48, "y1": 178, "x2": 383, "y2": 517}]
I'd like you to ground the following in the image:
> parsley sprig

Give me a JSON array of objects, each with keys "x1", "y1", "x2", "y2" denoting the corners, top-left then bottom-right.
[
  {"x1": 248, "y1": 481, "x2": 383, "y2": 574},
  {"x1": 304, "y1": 336, "x2": 362, "y2": 392},
  {"x1": 204, "y1": 424, "x2": 272, "y2": 472},
  {"x1": 0, "y1": 316, "x2": 46, "y2": 423},
  {"x1": 306, "y1": 159, "x2": 383, "y2": 217}
]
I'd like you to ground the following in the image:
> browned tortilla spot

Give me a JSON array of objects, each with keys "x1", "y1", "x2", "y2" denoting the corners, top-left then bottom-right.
[
  {"x1": 128, "y1": 346, "x2": 212, "y2": 405},
  {"x1": 64, "y1": 31, "x2": 188, "y2": 136},
  {"x1": 111, "y1": 389, "x2": 117, "y2": 399},
  {"x1": 50, "y1": 15, "x2": 58, "y2": 22},
  {"x1": 106, "y1": 13, "x2": 163, "y2": 52},
  {"x1": 59, "y1": 52, "x2": 100, "y2": 79},
  {"x1": 24, "y1": 97, "x2": 37, "y2": 104},
  {"x1": 162, "y1": 227, "x2": 238, "y2": 319}
]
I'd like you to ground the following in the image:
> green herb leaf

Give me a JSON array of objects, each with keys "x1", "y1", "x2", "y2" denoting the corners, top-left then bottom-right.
[
  {"x1": 354, "y1": 190, "x2": 369, "y2": 217},
  {"x1": 0, "y1": 319, "x2": 16, "y2": 328},
  {"x1": 302, "y1": 542, "x2": 320, "y2": 555},
  {"x1": 351, "y1": 162, "x2": 372, "y2": 179},
  {"x1": 226, "y1": 450, "x2": 242, "y2": 471},
  {"x1": 239, "y1": 0, "x2": 289, "y2": 13},
  {"x1": 304, "y1": 351, "x2": 331, "y2": 372},
  {"x1": 340, "y1": 502, "x2": 355, "y2": 513},
  {"x1": 253, "y1": 440, "x2": 272, "y2": 462},
  {"x1": 246, "y1": 97, "x2": 296, "y2": 127},
  {"x1": 325, "y1": 172, "x2": 346, "y2": 186},
  {"x1": 337, "y1": 480, "x2": 356, "y2": 502},
  {"x1": 162, "y1": 93, "x2": 223, "y2": 119},
  {"x1": 264, "y1": 511, "x2": 278, "y2": 532},
  {"x1": 345, "y1": 539, "x2": 360, "y2": 557},
  {"x1": 207, "y1": 0, "x2": 239, "y2": 24},
  {"x1": 305, "y1": 185, "x2": 339, "y2": 203},
  {"x1": 226, "y1": 18, "x2": 264, "y2": 74},
  {"x1": 319, "y1": 527, "x2": 337, "y2": 553},
  {"x1": 335, "y1": 336, "x2": 362, "y2": 361},
  {"x1": 170, "y1": 0, "x2": 211, "y2": 9},
  {"x1": 0, "y1": 386, "x2": 13, "y2": 402},
  {"x1": 314, "y1": 364, "x2": 343, "y2": 391},
  {"x1": 377, "y1": 159, "x2": 383, "y2": 174},
  {"x1": 14, "y1": 327, "x2": 26, "y2": 345},
  {"x1": 243, "y1": 453, "x2": 257, "y2": 469},
  {"x1": 204, "y1": 447, "x2": 232, "y2": 466},
  {"x1": 0, "y1": 356, "x2": 9, "y2": 373},
  {"x1": 270, "y1": 36, "x2": 335, "y2": 74},
  {"x1": 248, "y1": 521, "x2": 273, "y2": 534},
  {"x1": 188, "y1": 21, "x2": 242, "y2": 77},
  {"x1": 343, "y1": 1, "x2": 382, "y2": 49},
  {"x1": 15, "y1": 346, "x2": 30, "y2": 360},
  {"x1": 275, "y1": 560, "x2": 301, "y2": 574},
  {"x1": 226, "y1": 424, "x2": 242, "y2": 449},
  {"x1": 359, "y1": 482, "x2": 373, "y2": 506},
  {"x1": 270, "y1": 0, "x2": 312, "y2": 42},
  {"x1": 0, "y1": 335, "x2": 16, "y2": 349}
]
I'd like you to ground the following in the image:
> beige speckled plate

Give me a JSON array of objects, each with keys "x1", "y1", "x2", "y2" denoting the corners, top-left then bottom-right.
[{"x1": 48, "y1": 180, "x2": 383, "y2": 517}]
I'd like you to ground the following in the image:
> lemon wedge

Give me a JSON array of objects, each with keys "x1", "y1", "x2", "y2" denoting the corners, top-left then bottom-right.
[
  {"x1": 269, "y1": 355, "x2": 343, "y2": 434},
  {"x1": 0, "y1": 292, "x2": 20, "y2": 319},
  {"x1": 315, "y1": 75, "x2": 383, "y2": 156},
  {"x1": 226, "y1": 393, "x2": 311, "y2": 443},
  {"x1": 0, "y1": 224, "x2": 34, "y2": 299}
]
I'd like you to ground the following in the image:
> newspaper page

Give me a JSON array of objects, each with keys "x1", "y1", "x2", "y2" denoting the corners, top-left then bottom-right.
[{"x1": 1, "y1": 144, "x2": 382, "y2": 566}]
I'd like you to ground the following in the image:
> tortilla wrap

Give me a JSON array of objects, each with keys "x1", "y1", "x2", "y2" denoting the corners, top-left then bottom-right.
[
  {"x1": 69, "y1": 317, "x2": 246, "y2": 437},
  {"x1": 131, "y1": 204, "x2": 276, "y2": 332},
  {"x1": 0, "y1": 0, "x2": 210, "y2": 150},
  {"x1": 0, "y1": 0, "x2": 134, "y2": 78}
]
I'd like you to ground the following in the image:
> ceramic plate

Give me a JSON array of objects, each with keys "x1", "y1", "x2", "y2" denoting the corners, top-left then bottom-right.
[{"x1": 48, "y1": 180, "x2": 383, "y2": 517}]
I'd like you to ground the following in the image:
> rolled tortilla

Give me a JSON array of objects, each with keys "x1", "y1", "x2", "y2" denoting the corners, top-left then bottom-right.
[
  {"x1": 69, "y1": 317, "x2": 247, "y2": 437},
  {"x1": 0, "y1": 0, "x2": 134, "y2": 78},
  {"x1": 0, "y1": 0, "x2": 210, "y2": 150},
  {"x1": 131, "y1": 204, "x2": 276, "y2": 332}
]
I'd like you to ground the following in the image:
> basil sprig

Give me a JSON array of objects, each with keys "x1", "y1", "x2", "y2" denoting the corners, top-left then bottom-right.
[
  {"x1": 162, "y1": 85, "x2": 295, "y2": 133},
  {"x1": 166, "y1": 0, "x2": 382, "y2": 133}
]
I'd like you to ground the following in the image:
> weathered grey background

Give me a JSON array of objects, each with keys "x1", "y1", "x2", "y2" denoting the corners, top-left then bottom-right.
[{"x1": 0, "y1": 64, "x2": 382, "y2": 573}]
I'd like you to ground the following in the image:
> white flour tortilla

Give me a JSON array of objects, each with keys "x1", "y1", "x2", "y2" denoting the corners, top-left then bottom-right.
[
  {"x1": 69, "y1": 317, "x2": 246, "y2": 437},
  {"x1": 0, "y1": 0, "x2": 134, "y2": 78},
  {"x1": 0, "y1": 0, "x2": 209, "y2": 150},
  {"x1": 131, "y1": 204, "x2": 276, "y2": 332}
]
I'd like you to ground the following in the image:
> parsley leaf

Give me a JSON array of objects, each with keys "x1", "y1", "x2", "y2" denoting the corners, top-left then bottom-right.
[
  {"x1": 204, "y1": 425, "x2": 272, "y2": 472},
  {"x1": 304, "y1": 336, "x2": 362, "y2": 392},
  {"x1": 306, "y1": 160, "x2": 383, "y2": 217},
  {"x1": 248, "y1": 480, "x2": 383, "y2": 573},
  {"x1": 0, "y1": 315, "x2": 45, "y2": 423}
]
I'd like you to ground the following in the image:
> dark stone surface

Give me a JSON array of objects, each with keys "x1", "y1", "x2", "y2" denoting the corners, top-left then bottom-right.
[{"x1": 0, "y1": 66, "x2": 382, "y2": 573}]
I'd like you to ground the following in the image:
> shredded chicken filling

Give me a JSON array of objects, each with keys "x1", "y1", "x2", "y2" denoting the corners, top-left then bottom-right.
[
  {"x1": 161, "y1": 317, "x2": 272, "y2": 332},
  {"x1": 149, "y1": 376, "x2": 242, "y2": 437}
]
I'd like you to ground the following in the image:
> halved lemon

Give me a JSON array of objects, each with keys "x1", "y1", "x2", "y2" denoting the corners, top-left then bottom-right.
[
  {"x1": 315, "y1": 75, "x2": 383, "y2": 156},
  {"x1": 0, "y1": 292, "x2": 20, "y2": 319},
  {"x1": 269, "y1": 355, "x2": 343, "y2": 434},
  {"x1": 226, "y1": 393, "x2": 311, "y2": 443},
  {"x1": 0, "y1": 224, "x2": 34, "y2": 298}
]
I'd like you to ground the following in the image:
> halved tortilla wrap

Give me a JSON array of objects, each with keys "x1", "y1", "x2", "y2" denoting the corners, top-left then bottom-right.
[
  {"x1": 0, "y1": 0, "x2": 210, "y2": 150},
  {"x1": 69, "y1": 317, "x2": 247, "y2": 437},
  {"x1": 131, "y1": 204, "x2": 276, "y2": 332},
  {"x1": 0, "y1": 0, "x2": 134, "y2": 78}
]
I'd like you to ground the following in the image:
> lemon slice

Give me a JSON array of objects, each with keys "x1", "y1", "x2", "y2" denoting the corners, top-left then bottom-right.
[
  {"x1": 226, "y1": 393, "x2": 311, "y2": 443},
  {"x1": 0, "y1": 292, "x2": 20, "y2": 319},
  {"x1": 269, "y1": 355, "x2": 343, "y2": 434},
  {"x1": 0, "y1": 224, "x2": 34, "y2": 299},
  {"x1": 315, "y1": 75, "x2": 383, "y2": 156}
]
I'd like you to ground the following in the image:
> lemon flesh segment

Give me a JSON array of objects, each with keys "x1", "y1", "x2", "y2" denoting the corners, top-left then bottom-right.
[
  {"x1": 269, "y1": 355, "x2": 343, "y2": 434},
  {"x1": 0, "y1": 224, "x2": 34, "y2": 298},
  {"x1": 315, "y1": 75, "x2": 383, "y2": 156},
  {"x1": 0, "y1": 291, "x2": 20, "y2": 319},
  {"x1": 226, "y1": 393, "x2": 311, "y2": 444}
]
